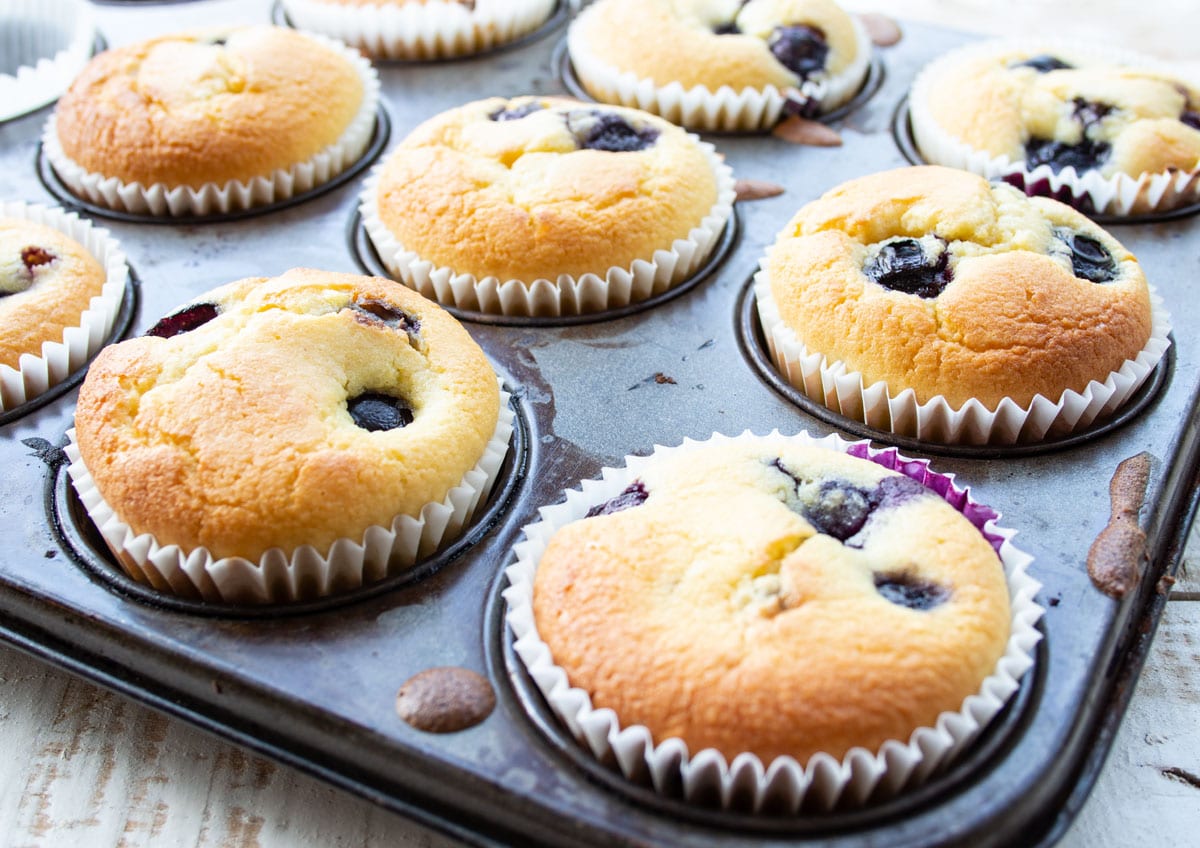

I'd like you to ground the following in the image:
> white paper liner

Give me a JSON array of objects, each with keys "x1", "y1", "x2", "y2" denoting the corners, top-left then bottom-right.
[
  {"x1": 360, "y1": 138, "x2": 736, "y2": 317},
  {"x1": 503, "y1": 430, "x2": 1044, "y2": 812},
  {"x1": 280, "y1": 0, "x2": 558, "y2": 60},
  {"x1": 0, "y1": 201, "x2": 128, "y2": 411},
  {"x1": 41, "y1": 31, "x2": 381, "y2": 217},
  {"x1": 753, "y1": 266, "x2": 1173, "y2": 445},
  {"x1": 0, "y1": 0, "x2": 95, "y2": 122},
  {"x1": 909, "y1": 38, "x2": 1200, "y2": 216},
  {"x1": 566, "y1": 9, "x2": 872, "y2": 132},
  {"x1": 63, "y1": 385, "x2": 514, "y2": 605}
]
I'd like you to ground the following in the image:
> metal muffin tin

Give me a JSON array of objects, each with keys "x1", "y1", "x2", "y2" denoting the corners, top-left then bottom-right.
[{"x1": 1, "y1": 5, "x2": 1197, "y2": 847}]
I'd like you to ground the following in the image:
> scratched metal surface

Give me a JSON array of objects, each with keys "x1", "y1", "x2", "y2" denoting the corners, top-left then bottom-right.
[{"x1": 0, "y1": 3, "x2": 1198, "y2": 846}]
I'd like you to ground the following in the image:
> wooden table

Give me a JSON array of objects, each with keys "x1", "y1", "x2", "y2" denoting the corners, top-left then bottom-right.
[{"x1": 3, "y1": 1, "x2": 1198, "y2": 845}]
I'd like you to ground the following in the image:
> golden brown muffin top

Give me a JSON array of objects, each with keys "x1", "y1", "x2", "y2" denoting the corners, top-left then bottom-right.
[
  {"x1": 74, "y1": 268, "x2": 500, "y2": 561},
  {"x1": 373, "y1": 96, "x2": 720, "y2": 282},
  {"x1": 917, "y1": 44, "x2": 1200, "y2": 179},
  {"x1": 570, "y1": 0, "x2": 862, "y2": 91},
  {"x1": 534, "y1": 440, "x2": 1011, "y2": 763},
  {"x1": 0, "y1": 218, "x2": 107, "y2": 371},
  {"x1": 55, "y1": 27, "x2": 365, "y2": 188},
  {"x1": 765, "y1": 166, "x2": 1153, "y2": 408}
]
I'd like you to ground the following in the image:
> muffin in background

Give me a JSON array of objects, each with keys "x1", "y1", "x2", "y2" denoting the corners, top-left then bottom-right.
[
  {"x1": 279, "y1": 0, "x2": 558, "y2": 60},
  {"x1": 754, "y1": 166, "x2": 1170, "y2": 444},
  {"x1": 68, "y1": 268, "x2": 513, "y2": 604},
  {"x1": 567, "y1": 0, "x2": 873, "y2": 131},
  {"x1": 361, "y1": 96, "x2": 735, "y2": 317},
  {"x1": 909, "y1": 40, "x2": 1200, "y2": 215},
  {"x1": 45, "y1": 27, "x2": 380, "y2": 217}
]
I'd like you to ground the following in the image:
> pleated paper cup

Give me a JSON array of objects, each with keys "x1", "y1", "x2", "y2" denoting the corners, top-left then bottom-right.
[
  {"x1": 504, "y1": 430, "x2": 1043, "y2": 812},
  {"x1": 566, "y1": 10, "x2": 872, "y2": 132},
  {"x1": 909, "y1": 39, "x2": 1200, "y2": 216},
  {"x1": 753, "y1": 266, "x2": 1173, "y2": 446},
  {"x1": 64, "y1": 385, "x2": 514, "y2": 605},
  {"x1": 280, "y1": 0, "x2": 558, "y2": 60},
  {"x1": 360, "y1": 139, "x2": 736, "y2": 317},
  {"x1": 42, "y1": 32, "x2": 380, "y2": 218},
  {"x1": 0, "y1": 201, "x2": 128, "y2": 411},
  {"x1": 0, "y1": 0, "x2": 95, "y2": 121}
]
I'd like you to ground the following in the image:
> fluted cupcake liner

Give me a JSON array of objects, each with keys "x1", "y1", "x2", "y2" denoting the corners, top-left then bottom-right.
[
  {"x1": 909, "y1": 39, "x2": 1200, "y2": 216},
  {"x1": 0, "y1": 0, "x2": 95, "y2": 121},
  {"x1": 64, "y1": 385, "x2": 514, "y2": 604},
  {"x1": 0, "y1": 201, "x2": 128, "y2": 411},
  {"x1": 280, "y1": 0, "x2": 559, "y2": 60},
  {"x1": 504, "y1": 429, "x2": 1043, "y2": 813},
  {"x1": 41, "y1": 31, "x2": 380, "y2": 218},
  {"x1": 566, "y1": 11, "x2": 871, "y2": 132},
  {"x1": 360, "y1": 138, "x2": 736, "y2": 317},
  {"x1": 753, "y1": 266, "x2": 1172, "y2": 445}
]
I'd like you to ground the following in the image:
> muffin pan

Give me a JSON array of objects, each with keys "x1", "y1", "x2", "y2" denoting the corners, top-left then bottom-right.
[{"x1": 1, "y1": 6, "x2": 1197, "y2": 847}]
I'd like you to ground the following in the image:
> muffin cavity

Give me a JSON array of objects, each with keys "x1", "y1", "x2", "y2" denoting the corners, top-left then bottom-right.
[
  {"x1": 348, "y1": 392, "x2": 414, "y2": 432},
  {"x1": 768, "y1": 25, "x2": 829, "y2": 80},
  {"x1": 1010, "y1": 55, "x2": 1073, "y2": 73},
  {"x1": 146, "y1": 303, "x2": 220, "y2": 338},
  {"x1": 1024, "y1": 97, "x2": 1115, "y2": 173},
  {"x1": 586, "y1": 481, "x2": 650, "y2": 517},
  {"x1": 1054, "y1": 228, "x2": 1118, "y2": 283},
  {"x1": 566, "y1": 111, "x2": 660, "y2": 153},
  {"x1": 489, "y1": 102, "x2": 545, "y2": 122},
  {"x1": 874, "y1": 571, "x2": 949, "y2": 610},
  {"x1": 863, "y1": 236, "x2": 954, "y2": 298}
]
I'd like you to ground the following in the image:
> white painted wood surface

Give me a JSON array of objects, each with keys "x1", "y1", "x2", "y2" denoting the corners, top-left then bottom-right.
[{"x1": 2, "y1": 2, "x2": 1198, "y2": 846}]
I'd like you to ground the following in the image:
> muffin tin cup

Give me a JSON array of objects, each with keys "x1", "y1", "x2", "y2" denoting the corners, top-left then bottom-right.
[
  {"x1": 358, "y1": 138, "x2": 737, "y2": 318},
  {"x1": 564, "y1": 11, "x2": 872, "y2": 132},
  {"x1": 503, "y1": 430, "x2": 1044, "y2": 814},
  {"x1": 40, "y1": 30, "x2": 381, "y2": 218},
  {"x1": 907, "y1": 39, "x2": 1200, "y2": 218},
  {"x1": 0, "y1": 0, "x2": 96, "y2": 123},
  {"x1": 278, "y1": 0, "x2": 559, "y2": 61},
  {"x1": 752, "y1": 267, "x2": 1174, "y2": 447},
  {"x1": 62, "y1": 384, "x2": 515, "y2": 605},
  {"x1": 0, "y1": 201, "x2": 130, "y2": 413}
]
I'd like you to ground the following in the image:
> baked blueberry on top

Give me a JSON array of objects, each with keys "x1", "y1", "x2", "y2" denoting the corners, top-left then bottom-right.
[
  {"x1": 758, "y1": 166, "x2": 1156, "y2": 410},
  {"x1": 910, "y1": 41, "x2": 1200, "y2": 213},
  {"x1": 531, "y1": 439, "x2": 1012, "y2": 764},
  {"x1": 567, "y1": 0, "x2": 872, "y2": 130}
]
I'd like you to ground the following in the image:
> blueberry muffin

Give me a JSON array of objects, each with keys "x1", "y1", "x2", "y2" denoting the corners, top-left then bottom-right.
[
  {"x1": 72, "y1": 268, "x2": 503, "y2": 596},
  {"x1": 757, "y1": 166, "x2": 1157, "y2": 418},
  {"x1": 910, "y1": 41, "x2": 1200, "y2": 214},
  {"x1": 47, "y1": 27, "x2": 378, "y2": 215},
  {"x1": 362, "y1": 95, "x2": 734, "y2": 315},
  {"x1": 528, "y1": 438, "x2": 1013, "y2": 766},
  {"x1": 567, "y1": 0, "x2": 872, "y2": 131},
  {"x1": 0, "y1": 217, "x2": 107, "y2": 371},
  {"x1": 279, "y1": 0, "x2": 558, "y2": 60}
]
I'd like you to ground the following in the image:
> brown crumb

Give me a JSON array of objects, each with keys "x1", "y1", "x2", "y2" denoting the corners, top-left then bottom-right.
[
  {"x1": 1156, "y1": 574, "x2": 1176, "y2": 595},
  {"x1": 735, "y1": 179, "x2": 786, "y2": 202},
  {"x1": 653, "y1": 373, "x2": 677, "y2": 385},
  {"x1": 773, "y1": 116, "x2": 842, "y2": 147},
  {"x1": 859, "y1": 13, "x2": 903, "y2": 46}
]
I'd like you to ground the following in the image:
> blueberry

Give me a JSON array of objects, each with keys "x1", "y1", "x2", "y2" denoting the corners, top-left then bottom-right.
[
  {"x1": 874, "y1": 572, "x2": 949, "y2": 610},
  {"x1": 586, "y1": 481, "x2": 649, "y2": 517},
  {"x1": 712, "y1": 21, "x2": 741, "y2": 35},
  {"x1": 1182, "y1": 110, "x2": 1200, "y2": 131},
  {"x1": 803, "y1": 481, "x2": 873, "y2": 541},
  {"x1": 348, "y1": 393, "x2": 413, "y2": 432},
  {"x1": 350, "y1": 298, "x2": 420, "y2": 333},
  {"x1": 146, "y1": 303, "x2": 220, "y2": 338},
  {"x1": 1010, "y1": 55, "x2": 1074, "y2": 73},
  {"x1": 20, "y1": 246, "x2": 54, "y2": 270},
  {"x1": 570, "y1": 112, "x2": 660, "y2": 153},
  {"x1": 1055, "y1": 228, "x2": 1118, "y2": 283},
  {"x1": 489, "y1": 102, "x2": 544, "y2": 122},
  {"x1": 864, "y1": 238, "x2": 954, "y2": 298},
  {"x1": 767, "y1": 25, "x2": 829, "y2": 80},
  {"x1": 1072, "y1": 97, "x2": 1113, "y2": 129},
  {"x1": 1024, "y1": 137, "x2": 1111, "y2": 173},
  {"x1": 875, "y1": 475, "x2": 929, "y2": 507}
]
